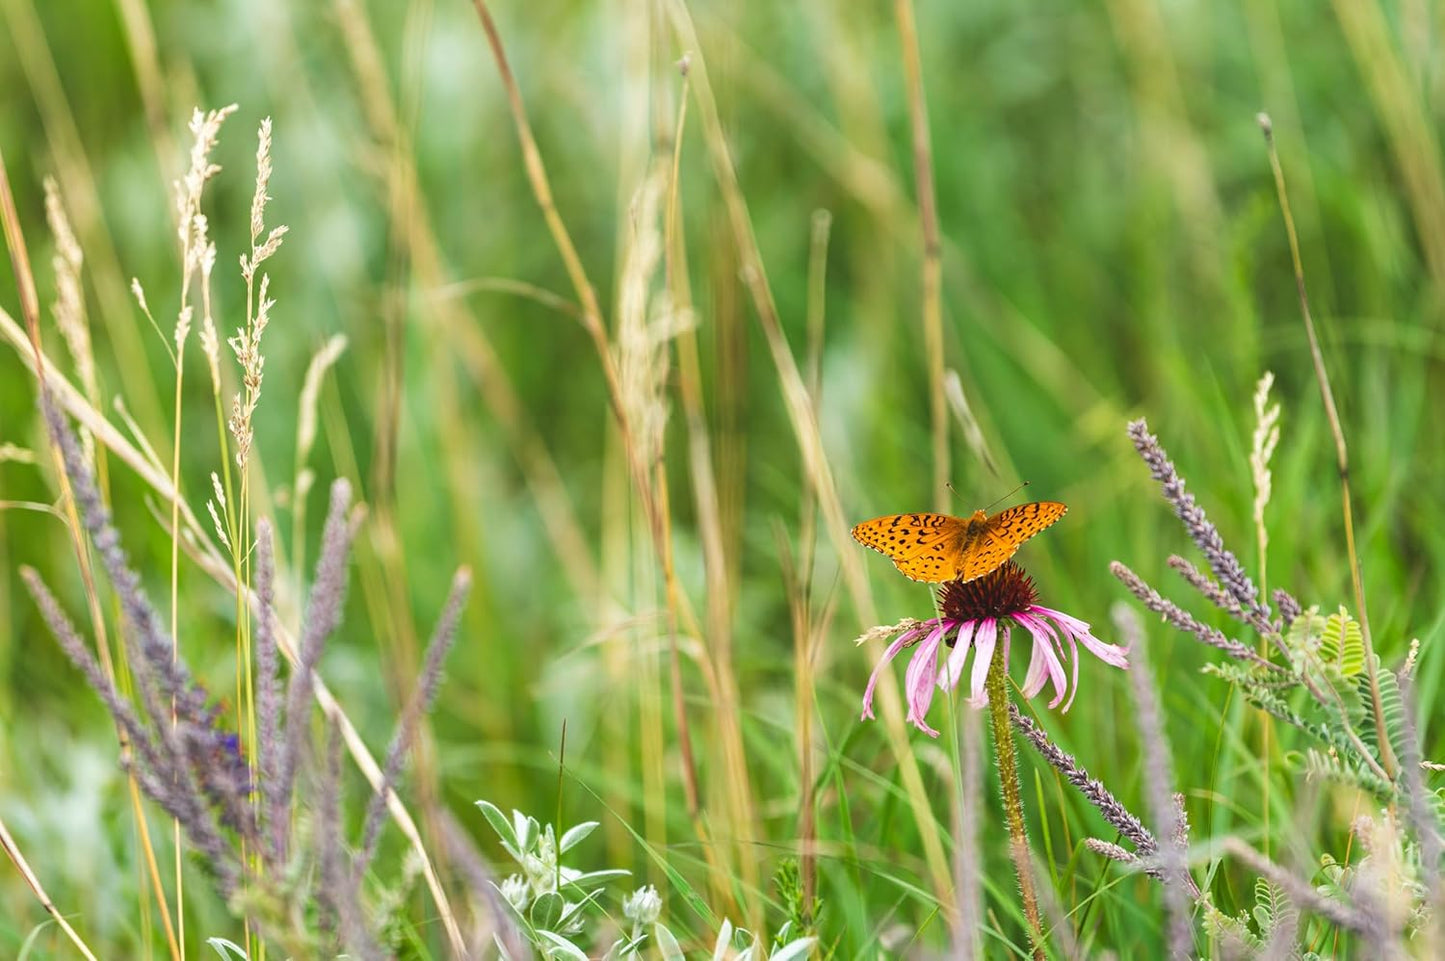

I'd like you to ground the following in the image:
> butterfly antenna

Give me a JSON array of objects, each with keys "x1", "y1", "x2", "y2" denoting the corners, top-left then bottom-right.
[{"x1": 982, "y1": 480, "x2": 1030, "y2": 512}]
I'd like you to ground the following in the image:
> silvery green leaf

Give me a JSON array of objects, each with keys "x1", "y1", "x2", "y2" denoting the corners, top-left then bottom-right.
[
  {"x1": 518, "y1": 814, "x2": 539, "y2": 854},
  {"x1": 205, "y1": 938, "x2": 249, "y2": 960},
  {"x1": 559, "y1": 820, "x2": 600, "y2": 853},
  {"x1": 712, "y1": 919, "x2": 734, "y2": 961},
  {"x1": 601, "y1": 934, "x2": 648, "y2": 959},
  {"x1": 556, "y1": 888, "x2": 603, "y2": 928},
  {"x1": 531, "y1": 891, "x2": 565, "y2": 930},
  {"x1": 562, "y1": 868, "x2": 631, "y2": 891},
  {"x1": 537, "y1": 930, "x2": 590, "y2": 961},
  {"x1": 655, "y1": 923, "x2": 685, "y2": 960},
  {"x1": 487, "y1": 881, "x2": 534, "y2": 930},
  {"x1": 477, "y1": 800, "x2": 518, "y2": 851},
  {"x1": 769, "y1": 937, "x2": 817, "y2": 961}
]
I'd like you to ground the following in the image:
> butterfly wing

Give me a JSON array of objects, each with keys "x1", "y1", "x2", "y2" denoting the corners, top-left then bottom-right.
[
  {"x1": 851, "y1": 513, "x2": 970, "y2": 583},
  {"x1": 955, "y1": 501, "x2": 1069, "y2": 582}
]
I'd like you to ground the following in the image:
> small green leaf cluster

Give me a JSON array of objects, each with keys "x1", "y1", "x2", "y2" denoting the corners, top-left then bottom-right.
[
  {"x1": 477, "y1": 800, "x2": 817, "y2": 960},
  {"x1": 1208, "y1": 605, "x2": 1424, "y2": 810}
]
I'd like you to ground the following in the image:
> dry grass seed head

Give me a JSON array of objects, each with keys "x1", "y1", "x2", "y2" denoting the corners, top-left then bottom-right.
[
  {"x1": 174, "y1": 105, "x2": 234, "y2": 349},
  {"x1": 43, "y1": 178, "x2": 93, "y2": 393},
  {"x1": 228, "y1": 117, "x2": 289, "y2": 468},
  {"x1": 297, "y1": 334, "x2": 348, "y2": 466},
  {"x1": 616, "y1": 167, "x2": 693, "y2": 469}
]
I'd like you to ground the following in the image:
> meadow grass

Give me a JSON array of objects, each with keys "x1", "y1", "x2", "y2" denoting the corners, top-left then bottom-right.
[{"x1": 1, "y1": 0, "x2": 1443, "y2": 957}]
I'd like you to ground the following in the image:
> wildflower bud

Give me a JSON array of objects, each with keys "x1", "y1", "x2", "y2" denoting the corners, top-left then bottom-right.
[
  {"x1": 623, "y1": 884, "x2": 662, "y2": 925},
  {"x1": 559, "y1": 900, "x2": 587, "y2": 936},
  {"x1": 500, "y1": 874, "x2": 530, "y2": 913}
]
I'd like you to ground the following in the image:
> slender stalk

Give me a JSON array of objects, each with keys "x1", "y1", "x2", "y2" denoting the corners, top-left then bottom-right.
[
  {"x1": 466, "y1": 0, "x2": 629, "y2": 444},
  {"x1": 796, "y1": 207, "x2": 831, "y2": 921},
  {"x1": 894, "y1": 0, "x2": 948, "y2": 510},
  {"x1": 663, "y1": 67, "x2": 705, "y2": 825},
  {"x1": 0, "y1": 813, "x2": 101, "y2": 961},
  {"x1": 168, "y1": 333, "x2": 187, "y2": 961},
  {"x1": 951, "y1": 698, "x2": 983, "y2": 959},
  {"x1": 127, "y1": 746, "x2": 180, "y2": 958},
  {"x1": 984, "y1": 630, "x2": 1045, "y2": 959},
  {"x1": 1259, "y1": 114, "x2": 1395, "y2": 778}
]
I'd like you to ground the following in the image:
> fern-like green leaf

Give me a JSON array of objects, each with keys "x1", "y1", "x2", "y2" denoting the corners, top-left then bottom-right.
[
  {"x1": 1284, "y1": 606, "x2": 1325, "y2": 660},
  {"x1": 1227, "y1": 675, "x2": 1360, "y2": 760},
  {"x1": 1323, "y1": 665, "x2": 1366, "y2": 728},
  {"x1": 1203, "y1": 661, "x2": 1300, "y2": 692},
  {"x1": 1251, "y1": 878, "x2": 1295, "y2": 941},
  {"x1": 1353, "y1": 661, "x2": 1405, "y2": 759},
  {"x1": 1322, "y1": 607, "x2": 1364, "y2": 676},
  {"x1": 1251, "y1": 877, "x2": 1276, "y2": 933},
  {"x1": 1201, "y1": 899, "x2": 1262, "y2": 951},
  {"x1": 1299, "y1": 748, "x2": 1397, "y2": 800}
]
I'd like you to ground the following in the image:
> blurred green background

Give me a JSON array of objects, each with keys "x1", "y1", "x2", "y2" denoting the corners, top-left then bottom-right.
[{"x1": 2, "y1": 0, "x2": 1443, "y2": 955}]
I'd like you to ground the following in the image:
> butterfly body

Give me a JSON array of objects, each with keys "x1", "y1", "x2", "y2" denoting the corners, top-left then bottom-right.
[{"x1": 850, "y1": 501, "x2": 1068, "y2": 583}]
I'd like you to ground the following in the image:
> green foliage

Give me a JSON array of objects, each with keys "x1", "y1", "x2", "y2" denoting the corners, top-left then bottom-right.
[
  {"x1": 1207, "y1": 601, "x2": 1436, "y2": 809},
  {"x1": 1358, "y1": 660, "x2": 1407, "y2": 760},
  {"x1": 1284, "y1": 606, "x2": 1327, "y2": 671},
  {"x1": 707, "y1": 919, "x2": 816, "y2": 961},
  {"x1": 1321, "y1": 607, "x2": 1365, "y2": 677},
  {"x1": 1201, "y1": 898, "x2": 1261, "y2": 955},
  {"x1": 1250, "y1": 878, "x2": 1295, "y2": 946},
  {"x1": 1204, "y1": 660, "x2": 1384, "y2": 794},
  {"x1": 204, "y1": 938, "x2": 249, "y2": 960},
  {"x1": 477, "y1": 800, "x2": 633, "y2": 959},
  {"x1": 477, "y1": 800, "x2": 815, "y2": 960},
  {"x1": 772, "y1": 858, "x2": 820, "y2": 940},
  {"x1": 1297, "y1": 749, "x2": 1397, "y2": 801}
]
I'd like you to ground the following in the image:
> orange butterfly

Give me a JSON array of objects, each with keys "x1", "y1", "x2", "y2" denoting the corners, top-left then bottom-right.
[{"x1": 850, "y1": 502, "x2": 1068, "y2": 584}]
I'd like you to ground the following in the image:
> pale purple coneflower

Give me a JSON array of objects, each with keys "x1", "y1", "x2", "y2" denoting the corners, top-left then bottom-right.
[{"x1": 860, "y1": 562, "x2": 1128, "y2": 737}]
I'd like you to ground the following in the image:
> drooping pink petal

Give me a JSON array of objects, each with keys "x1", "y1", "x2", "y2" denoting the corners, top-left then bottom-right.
[
  {"x1": 1015, "y1": 611, "x2": 1069, "y2": 709},
  {"x1": 967, "y1": 618, "x2": 997, "y2": 708},
  {"x1": 1078, "y1": 628, "x2": 1129, "y2": 668},
  {"x1": 1063, "y1": 629, "x2": 1082, "y2": 712},
  {"x1": 904, "y1": 625, "x2": 946, "y2": 736},
  {"x1": 1032, "y1": 608, "x2": 1086, "y2": 711},
  {"x1": 1015, "y1": 615, "x2": 1053, "y2": 701},
  {"x1": 1034, "y1": 606, "x2": 1129, "y2": 668},
  {"x1": 861, "y1": 626, "x2": 925, "y2": 720},
  {"x1": 939, "y1": 619, "x2": 976, "y2": 692}
]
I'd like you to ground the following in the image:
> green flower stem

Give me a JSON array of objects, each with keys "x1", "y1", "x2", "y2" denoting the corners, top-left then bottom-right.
[{"x1": 985, "y1": 630, "x2": 1045, "y2": 960}]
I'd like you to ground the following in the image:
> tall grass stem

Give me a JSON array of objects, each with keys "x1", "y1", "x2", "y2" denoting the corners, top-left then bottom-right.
[
  {"x1": 1259, "y1": 114, "x2": 1395, "y2": 778},
  {"x1": 893, "y1": 0, "x2": 949, "y2": 510}
]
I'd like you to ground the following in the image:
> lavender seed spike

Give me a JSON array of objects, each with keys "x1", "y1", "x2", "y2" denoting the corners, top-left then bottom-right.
[{"x1": 1128, "y1": 418, "x2": 1270, "y2": 623}]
